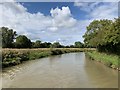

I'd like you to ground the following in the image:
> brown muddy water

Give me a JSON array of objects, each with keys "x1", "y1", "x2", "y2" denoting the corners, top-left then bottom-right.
[{"x1": 2, "y1": 52, "x2": 118, "y2": 88}]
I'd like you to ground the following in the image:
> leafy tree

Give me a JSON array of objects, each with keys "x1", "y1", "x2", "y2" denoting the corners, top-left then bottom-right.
[
  {"x1": 83, "y1": 19, "x2": 113, "y2": 47},
  {"x1": 15, "y1": 35, "x2": 32, "y2": 48},
  {"x1": 32, "y1": 40, "x2": 41, "y2": 48},
  {"x1": 1, "y1": 27, "x2": 17, "y2": 48},
  {"x1": 83, "y1": 17, "x2": 120, "y2": 54},
  {"x1": 74, "y1": 41, "x2": 84, "y2": 48},
  {"x1": 50, "y1": 42, "x2": 61, "y2": 48},
  {"x1": 65, "y1": 46, "x2": 70, "y2": 48},
  {"x1": 39, "y1": 42, "x2": 51, "y2": 48},
  {"x1": 70, "y1": 45, "x2": 74, "y2": 48}
]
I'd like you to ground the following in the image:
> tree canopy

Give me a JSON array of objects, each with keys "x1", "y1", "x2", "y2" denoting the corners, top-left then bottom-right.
[
  {"x1": 15, "y1": 35, "x2": 32, "y2": 48},
  {"x1": 83, "y1": 17, "x2": 120, "y2": 54},
  {"x1": 50, "y1": 42, "x2": 61, "y2": 48},
  {"x1": 1, "y1": 26, "x2": 84, "y2": 48},
  {"x1": 74, "y1": 41, "x2": 84, "y2": 48},
  {"x1": 1, "y1": 27, "x2": 17, "y2": 48}
]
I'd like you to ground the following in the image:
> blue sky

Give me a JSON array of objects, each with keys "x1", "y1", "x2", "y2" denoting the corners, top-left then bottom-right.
[
  {"x1": 0, "y1": 1, "x2": 118, "y2": 45},
  {"x1": 21, "y1": 2, "x2": 88, "y2": 20}
]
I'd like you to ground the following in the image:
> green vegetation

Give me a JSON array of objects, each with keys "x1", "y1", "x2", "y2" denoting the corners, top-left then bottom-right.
[
  {"x1": 2, "y1": 48, "x2": 94, "y2": 68},
  {"x1": 86, "y1": 51, "x2": 120, "y2": 70},
  {"x1": 15, "y1": 35, "x2": 32, "y2": 48},
  {"x1": 74, "y1": 41, "x2": 84, "y2": 48},
  {"x1": 1, "y1": 17, "x2": 120, "y2": 70},
  {"x1": 0, "y1": 27, "x2": 84, "y2": 48},
  {"x1": 1, "y1": 27, "x2": 17, "y2": 48},
  {"x1": 83, "y1": 17, "x2": 120, "y2": 55},
  {"x1": 83, "y1": 17, "x2": 120, "y2": 70},
  {"x1": 0, "y1": 26, "x2": 92, "y2": 68}
]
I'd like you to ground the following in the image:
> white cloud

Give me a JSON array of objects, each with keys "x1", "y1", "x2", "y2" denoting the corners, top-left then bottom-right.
[
  {"x1": 74, "y1": 2, "x2": 118, "y2": 20},
  {"x1": 0, "y1": 1, "x2": 80, "y2": 45},
  {"x1": 50, "y1": 6, "x2": 77, "y2": 30},
  {"x1": 89, "y1": 3, "x2": 118, "y2": 20},
  {"x1": 0, "y1": 1, "x2": 118, "y2": 45},
  {"x1": 74, "y1": 2, "x2": 100, "y2": 12},
  {"x1": 74, "y1": 0, "x2": 119, "y2": 2}
]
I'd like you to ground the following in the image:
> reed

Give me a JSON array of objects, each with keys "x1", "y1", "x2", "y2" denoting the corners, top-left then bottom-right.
[{"x1": 2, "y1": 48, "x2": 95, "y2": 68}]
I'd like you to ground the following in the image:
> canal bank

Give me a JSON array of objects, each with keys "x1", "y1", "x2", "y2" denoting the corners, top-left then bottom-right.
[
  {"x1": 86, "y1": 51, "x2": 120, "y2": 71},
  {"x1": 2, "y1": 48, "x2": 94, "y2": 68}
]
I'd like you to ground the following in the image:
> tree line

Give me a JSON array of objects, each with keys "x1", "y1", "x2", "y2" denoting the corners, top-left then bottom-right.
[
  {"x1": 83, "y1": 17, "x2": 120, "y2": 55},
  {"x1": 1, "y1": 27, "x2": 85, "y2": 48}
]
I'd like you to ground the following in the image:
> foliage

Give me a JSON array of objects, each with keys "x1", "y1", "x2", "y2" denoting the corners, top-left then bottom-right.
[
  {"x1": 83, "y1": 17, "x2": 120, "y2": 54},
  {"x1": 1, "y1": 27, "x2": 17, "y2": 48},
  {"x1": 50, "y1": 42, "x2": 61, "y2": 48},
  {"x1": 74, "y1": 41, "x2": 84, "y2": 48},
  {"x1": 15, "y1": 35, "x2": 32, "y2": 48},
  {"x1": 1, "y1": 27, "x2": 88, "y2": 48},
  {"x1": 40, "y1": 42, "x2": 52, "y2": 48},
  {"x1": 2, "y1": 48, "x2": 95, "y2": 68},
  {"x1": 32, "y1": 40, "x2": 41, "y2": 48},
  {"x1": 86, "y1": 51, "x2": 120, "y2": 69}
]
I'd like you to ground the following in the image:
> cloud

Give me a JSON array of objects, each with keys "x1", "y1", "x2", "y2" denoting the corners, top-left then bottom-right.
[
  {"x1": 74, "y1": 2, "x2": 100, "y2": 12},
  {"x1": 0, "y1": 1, "x2": 118, "y2": 45},
  {"x1": 74, "y1": 0, "x2": 119, "y2": 2},
  {"x1": 73, "y1": 2, "x2": 118, "y2": 44},
  {"x1": 50, "y1": 6, "x2": 77, "y2": 30},
  {"x1": 74, "y1": 2, "x2": 118, "y2": 20},
  {"x1": 0, "y1": 1, "x2": 80, "y2": 45},
  {"x1": 89, "y1": 3, "x2": 118, "y2": 20}
]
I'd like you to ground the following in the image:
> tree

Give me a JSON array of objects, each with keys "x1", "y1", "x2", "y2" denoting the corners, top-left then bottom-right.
[
  {"x1": 69, "y1": 45, "x2": 74, "y2": 48},
  {"x1": 83, "y1": 17, "x2": 120, "y2": 54},
  {"x1": 50, "y1": 42, "x2": 61, "y2": 48},
  {"x1": 32, "y1": 40, "x2": 41, "y2": 48},
  {"x1": 15, "y1": 35, "x2": 32, "y2": 48},
  {"x1": 1, "y1": 27, "x2": 17, "y2": 48},
  {"x1": 74, "y1": 41, "x2": 84, "y2": 48},
  {"x1": 41, "y1": 42, "x2": 51, "y2": 48}
]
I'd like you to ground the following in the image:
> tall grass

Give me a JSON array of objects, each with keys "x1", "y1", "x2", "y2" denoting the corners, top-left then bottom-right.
[
  {"x1": 2, "y1": 48, "x2": 95, "y2": 68},
  {"x1": 86, "y1": 51, "x2": 120, "y2": 70}
]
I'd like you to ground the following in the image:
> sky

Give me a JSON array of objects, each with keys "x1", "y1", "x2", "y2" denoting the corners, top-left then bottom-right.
[{"x1": 0, "y1": 0, "x2": 118, "y2": 45}]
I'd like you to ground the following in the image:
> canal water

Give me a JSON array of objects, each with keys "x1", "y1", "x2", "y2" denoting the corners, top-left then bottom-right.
[{"x1": 2, "y1": 52, "x2": 118, "y2": 88}]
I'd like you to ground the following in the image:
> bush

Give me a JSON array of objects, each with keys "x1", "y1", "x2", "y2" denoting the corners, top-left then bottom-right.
[{"x1": 51, "y1": 49, "x2": 64, "y2": 55}]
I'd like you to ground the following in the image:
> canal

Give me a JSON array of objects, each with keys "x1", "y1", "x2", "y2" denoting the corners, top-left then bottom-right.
[{"x1": 2, "y1": 52, "x2": 118, "y2": 88}]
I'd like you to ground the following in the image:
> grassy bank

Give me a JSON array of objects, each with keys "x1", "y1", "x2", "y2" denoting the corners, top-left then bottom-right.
[
  {"x1": 2, "y1": 48, "x2": 95, "y2": 68},
  {"x1": 86, "y1": 51, "x2": 120, "y2": 70}
]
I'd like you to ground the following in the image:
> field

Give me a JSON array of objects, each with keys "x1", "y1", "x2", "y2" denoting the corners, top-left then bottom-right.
[{"x1": 2, "y1": 48, "x2": 95, "y2": 68}]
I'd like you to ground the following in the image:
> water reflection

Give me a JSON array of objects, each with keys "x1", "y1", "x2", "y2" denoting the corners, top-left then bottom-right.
[
  {"x1": 84, "y1": 56, "x2": 118, "y2": 88},
  {"x1": 2, "y1": 52, "x2": 118, "y2": 88}
]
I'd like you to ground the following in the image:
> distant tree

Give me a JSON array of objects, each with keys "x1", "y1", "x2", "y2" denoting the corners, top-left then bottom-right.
[
  {"x1": 45, "y1": 42, "x2": 52, "y2": 48},
  {"x1": 15, "y1": 35, "x2": 32, "y2": 48},
  {"x1": 50, "y1": 42, "x2": 61, "y2": 48},
  {"x1": 40, "y1": 42, "x2": 51, "y2": 48},
  {"x1": 1, "y1": 27, "x2": 17, "y2": 48},
  {"x1": 74, "y1": 41, "x2": 84, "y2": 48},
  {"x1": 32, "y1": 40, "x2": 41, "y2": 48},
  {"x1": 70, "y1": 45, "x2": 74, "y2": 48},
  {"x1": 59, "y1": 45, "x2": 64, "y2": 48},
  {"x1": 64, "y1": 45, "x2": 70, "y2": 48}
]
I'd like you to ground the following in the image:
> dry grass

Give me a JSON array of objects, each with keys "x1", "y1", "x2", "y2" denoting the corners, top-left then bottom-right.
[{"x1": 2, "y1": 48, "x2": 95, "y2": 68}]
